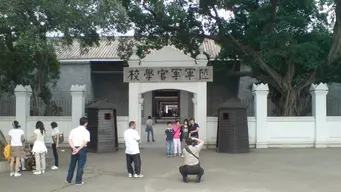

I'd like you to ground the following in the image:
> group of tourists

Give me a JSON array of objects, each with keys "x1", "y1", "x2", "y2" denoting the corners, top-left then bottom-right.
[
  {"x1": 6, "y1": 116, "x2": 204, "y2": 184},
  {"x1": 7, "y1": 120, "x2": 61, "y2": 177},
  {"x1": 144, "y1": 117, "x2": 205, "y2": 182}
]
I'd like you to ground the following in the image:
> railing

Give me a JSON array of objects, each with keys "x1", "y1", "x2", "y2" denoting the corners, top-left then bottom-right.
[{"x1": 0, "y1": 98, "x2": 15, "y2": 116}]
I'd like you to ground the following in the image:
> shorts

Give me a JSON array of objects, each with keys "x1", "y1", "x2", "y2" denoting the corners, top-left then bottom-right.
[{"x1": 11, "y1": 146, "x2": 24, "y2": 157}]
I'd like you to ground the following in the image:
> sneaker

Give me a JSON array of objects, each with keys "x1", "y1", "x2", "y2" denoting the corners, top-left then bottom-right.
[
  {"x1": 65, "y1": 180, "x2": 71, "y2": 184},
  {"x1": 51, "y1": 166, "x2": 59, "y2": 170},
  {"x1": 42, "y1": 170, "x2": 45, "y2": 174},
  {"x1": 21, "y1": 167, "x2": 26, "y2": 171},
  {"x1": 128, "y1": 173, "x2": 133, "y2": 178},
  {"x1": 134, "y1": 174, "x2": 143, "y2": 178},
  {"x1": 181, "y1": 154, "x2": 184, "y2": 158},
  {"x1": 196, "y1": 175, "x2": 202, "y2": 183},
  {"x1": 76, "y1": 182, "x2": 84, "y2": 186},
  {"x1": 10, "y1": 172, "x2": 14, "y2": 177},
  {"x1": 33, "y1": 171, "x2": 41, "y2": 175},
  {"x1": 183, "y1": 176, "x2": 189, "y2": 183},
  {"x1": 14, "y1": 172, "x2": 21, "y2": 177}
]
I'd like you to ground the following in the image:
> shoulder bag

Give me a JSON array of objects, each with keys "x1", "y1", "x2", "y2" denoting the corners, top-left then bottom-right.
[{"x1": 185, "y1": 146, "x2": 200, "y2": 166}]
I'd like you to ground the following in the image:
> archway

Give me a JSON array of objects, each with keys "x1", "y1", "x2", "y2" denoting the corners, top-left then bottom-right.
[{"x1": 124, "y1": 45, "x2": 213, "y2": 147}]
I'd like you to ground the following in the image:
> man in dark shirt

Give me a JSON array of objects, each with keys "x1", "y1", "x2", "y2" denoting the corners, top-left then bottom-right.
[
  {"x1": 165, "y1": 122, "x2": 174, "y2": 158},
  {"x1": 189, "y1": 118, "x2": 200, "y2": 145}
]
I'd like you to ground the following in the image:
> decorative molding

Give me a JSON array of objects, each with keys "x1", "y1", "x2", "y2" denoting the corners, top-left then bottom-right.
[
  {"x1": 70, "y1": 84, "x2": 86, "y2": 92},
  {"x1": 252, "y1": 83, "x2": 269, "y2": 92},
  {"x1": 310, "y1": 83, "x2": 328, "y2": 92}
]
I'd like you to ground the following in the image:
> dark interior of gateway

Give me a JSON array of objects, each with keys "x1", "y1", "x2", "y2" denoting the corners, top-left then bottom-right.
[{"x1": 153, "y1": 89, "x2": 180, "y2": 119}]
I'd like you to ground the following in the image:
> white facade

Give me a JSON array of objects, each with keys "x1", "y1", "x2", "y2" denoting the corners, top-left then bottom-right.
[
  {"x1": 127, "y1": 45, "x2": 208, "y2": 142},
  {"x1": 1, "y1": 46, "x2": 341, "y2": 149}
]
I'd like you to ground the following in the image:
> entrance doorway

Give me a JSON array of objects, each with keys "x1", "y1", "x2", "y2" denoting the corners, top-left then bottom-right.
[{"x1": 153, "y1": 89, "x2": 180, "y2": 122}]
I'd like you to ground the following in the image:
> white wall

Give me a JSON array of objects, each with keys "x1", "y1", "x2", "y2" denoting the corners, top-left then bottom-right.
[{"x1": 0, "y1": 117, "x2": 16, "y2": 139}]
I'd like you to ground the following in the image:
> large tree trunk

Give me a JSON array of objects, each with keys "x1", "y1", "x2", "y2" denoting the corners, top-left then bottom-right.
[
  {"x1": 275, "y1": 89, "x2": 311, "y2": 116},
  {"x1": 328, "y1": 0, "x2": 341, "y2": 63}
]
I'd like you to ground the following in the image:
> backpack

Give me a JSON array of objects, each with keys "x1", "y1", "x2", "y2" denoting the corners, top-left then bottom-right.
[{"x1": 3, "y1": 144, "x2": 11, "y2": 161}]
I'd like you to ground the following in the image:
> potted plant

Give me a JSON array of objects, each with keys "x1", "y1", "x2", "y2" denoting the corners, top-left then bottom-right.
[{"x1": 0, "y1": 129, "x2": 9, "y2": 172}]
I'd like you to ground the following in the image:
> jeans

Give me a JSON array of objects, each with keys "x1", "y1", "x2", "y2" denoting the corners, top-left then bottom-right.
[
  {"x1": 179, "y1": 164, "x2": 204, "y2": 178},
  {"x1": 52, "y1": 143, "x2": 59, "y2": 167},
  {"x1": 126, "y1": 153, "x2": 141, "y2": 175},
  {"x1": 66, "y1": 148, "x2": 87, "y2": 184},
  {"x1": 147, "y1": 127, "x2": 155, "y2": 141},
  {"x1": 166, "y1": 140, "x2": 174, "y2": 156}
]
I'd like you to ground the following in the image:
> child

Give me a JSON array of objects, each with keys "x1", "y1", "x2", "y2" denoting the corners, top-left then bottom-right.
[
  {"x1": 172, "y1": 120, "x2": 181, "y2": 157},
  {"x1": 165, "y1": 122, "x2": 174, "y2": 158}
]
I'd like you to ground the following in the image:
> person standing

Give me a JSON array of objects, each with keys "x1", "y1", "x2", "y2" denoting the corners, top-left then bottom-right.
[
  {"x1": 188, "y1": 118, "x2": 200, "y2": 144},
  {"x1": 180, "y1": 119, "x2": 189, "y2": 156},
  {"x1": 32, "y1": 121, "x2": 48, "y2": 175},
  {"x1": 124, "y1": 121, "x2": 143, "y2": 178},
  {"x1": 8, "y1": 121, "x2": 25, "y2": 177},
  {"x1": 51, "y1": 122, "x2": 59, "y2": 170},
  {"x1": 172, "y1": 120, "x2": 181, "y2": 157},
  {"x1": 145, "y1": 116, "x2": 155, "y2": 142},
  {"x1": 179, "y1": 137, "x2": 205, "y2": 183},
  {"x1": 65, "y1": 117, "x2": 90, "y2": 185},
  {"x1": 165, "y1": 122, "x2": 174, "y2": 158}
]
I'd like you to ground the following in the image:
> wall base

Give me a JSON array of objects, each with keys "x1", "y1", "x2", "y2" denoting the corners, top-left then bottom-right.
[
  {"x1": 256, "y1": 143, "x2": 268, "y2": 148},
  {"x1": 315, "y1": 142, "x2": 327, "y2": 148}
]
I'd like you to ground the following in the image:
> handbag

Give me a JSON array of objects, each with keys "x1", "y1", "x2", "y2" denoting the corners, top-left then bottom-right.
[
  {"x1": 145, "y1": 127, "x2": 149, "y2": 132},
  {"x1": 185, "y1": 147, "x2": 200, "y2": 166}
]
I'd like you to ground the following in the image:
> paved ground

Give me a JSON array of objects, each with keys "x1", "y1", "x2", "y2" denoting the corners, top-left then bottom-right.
[{"x1": 1, "y1": 147, "x2": 341, "y2": 192}]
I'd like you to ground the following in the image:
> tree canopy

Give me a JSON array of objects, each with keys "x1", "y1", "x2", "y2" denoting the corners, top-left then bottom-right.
[
  {"x1": 120, "y1": 0, "x2": 341, "y2": 116},
  {"x1": 0, "y1": 0, "x2": 129, "y2": 115}
]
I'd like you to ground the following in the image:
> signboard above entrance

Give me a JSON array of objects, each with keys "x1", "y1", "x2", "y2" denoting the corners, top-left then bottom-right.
[{"x1": 123, "y1": 66, "x2": 213, "y2": 83}]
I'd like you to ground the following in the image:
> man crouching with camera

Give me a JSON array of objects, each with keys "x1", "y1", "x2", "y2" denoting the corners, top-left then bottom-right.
[{"x1": 179, "y1": 137, "x2": 204, "y2": 183}]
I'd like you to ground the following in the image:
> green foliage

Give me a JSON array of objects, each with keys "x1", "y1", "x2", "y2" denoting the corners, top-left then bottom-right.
[
  {"x1": 0, "y1": 0, "x2": 129, "y2": 114},
  {"x1": 121, "y1": 0, "x2": 341, "y2": 116}
]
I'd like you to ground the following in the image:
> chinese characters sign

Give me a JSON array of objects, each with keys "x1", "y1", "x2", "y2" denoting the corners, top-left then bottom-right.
[{"x1": 123, "y1": 67, "x2": 213, "y2": 82}]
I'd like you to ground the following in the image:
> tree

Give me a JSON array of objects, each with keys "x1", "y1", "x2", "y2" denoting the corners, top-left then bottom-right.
[
  {"x1": 120, "y1": 0, "x2": 341, "y2": 116},
  {"x1": 0, "y1": 0, "x2": 129, "y2": 115}
]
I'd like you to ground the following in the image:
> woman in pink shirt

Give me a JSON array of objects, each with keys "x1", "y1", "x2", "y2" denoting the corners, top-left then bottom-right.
[{"x1": 172, "y1": 120, "x2": 182, "y2": 156}]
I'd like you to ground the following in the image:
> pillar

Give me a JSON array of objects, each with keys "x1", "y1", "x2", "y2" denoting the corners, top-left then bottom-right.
[
  {"x1": 70, "y1": 85, "x2": 86, "y2": 128},
  {"x1": 180, "y1": 90, "x2": 189, "y2": 122},
  {"x1": 310, "y1": 83, "x2": 328, "y2": 148},
  {"x1": 192, "y1": 93, "x2": 197, "y2": 121},
  {"x1": 252, "y1": 83, "x2": 269, "y2": 148},
  {"x1": 129, "y1": 83, "x2": 140, "y2": 132},
  {"x1": 142, "y1": 91, "x2": 152, "y2": 121},
  {"x1": 195, "y1": 82, "x2": 208, "y2": 143},
  {"x1": 14, "y1": 85, "x2": 32, "y2": 138}
]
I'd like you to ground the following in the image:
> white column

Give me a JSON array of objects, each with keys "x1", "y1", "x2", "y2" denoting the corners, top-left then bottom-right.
[
  {"x1": 196, "y1": 82, "x2": 207, "y2": 143},
  {"x1": 180, "y1": 90, "x2": 189, "y2": 122},
  {"x1": 25, "y1": 86, "x2": 32, "y2": 116},
  {"x1": 192, "y1": 93, "x2": 197, "y2": 121},
  {"x1": 70, "y1": 85, "x2": 86, "y2": 129},
  {"x1": 310, "y1": 83, "x2": 328, "y2": 148},
  {"x1": 14, "y1": 85, "x2": 31, "y2": 138},
  {"x1": 129, "y1": 83, "x2": 140, "y2": 132},
  {"x1": 138, "y1": 94, "x2": 144, "y2": 138},
  {"x1": 252, "y1": 83, "x2": 269, "y2": 148},
  {"x1": 142, "y1": 91, "x2": 152, "y2": 121}
]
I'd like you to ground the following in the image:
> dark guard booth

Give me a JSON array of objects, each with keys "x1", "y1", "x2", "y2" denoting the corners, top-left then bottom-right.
[
  {"x1": 86, "y1": 100, "x2": 119, "y2": 153},
  {"x1": 216, "y1": 100, "x2": 250, "y2": 153}
]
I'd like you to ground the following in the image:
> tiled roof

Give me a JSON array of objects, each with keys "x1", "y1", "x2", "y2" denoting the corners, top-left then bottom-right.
[{"x1": 55, "y1": 38, "x2": 221, "y2": 60}]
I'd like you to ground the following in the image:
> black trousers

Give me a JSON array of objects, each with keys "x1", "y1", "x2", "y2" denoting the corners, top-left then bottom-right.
[
  {"x1": 52, "y1": 143, "x2": 59, "y2": 167},
  {"x1": 179, "y1": 164, "x2": 204, "y2": 177},
  {"x1": 126, "y1": 153, "x2": 141, "y2": 175}
]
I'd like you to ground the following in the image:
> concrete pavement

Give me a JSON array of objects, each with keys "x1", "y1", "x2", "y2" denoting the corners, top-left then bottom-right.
[{"x1": 1, "y1": 148, "x2": 341, "y2": 192}]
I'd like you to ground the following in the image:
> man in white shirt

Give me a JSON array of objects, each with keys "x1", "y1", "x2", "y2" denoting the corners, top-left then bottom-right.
[
  {"x1": 65, "y1": 117, "x2": 90, "y2": 185},
  {"x1": 124, "y1": 121, "x2": 143, "y2": 178}
]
